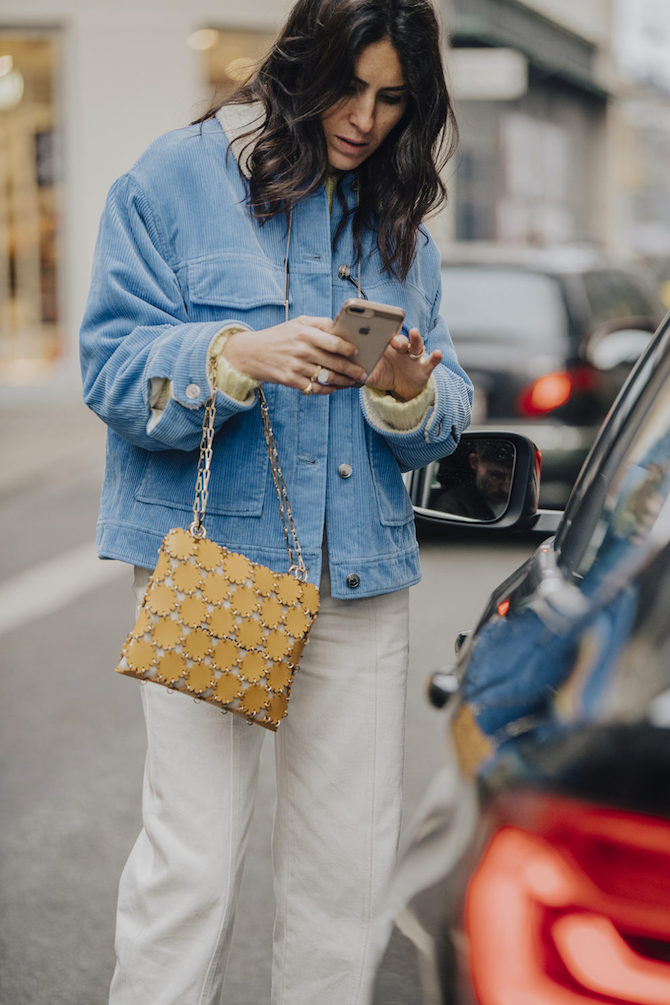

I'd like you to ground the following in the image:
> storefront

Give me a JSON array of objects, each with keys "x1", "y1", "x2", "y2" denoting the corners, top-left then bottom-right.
[{"x1": 0, "y1": 30, "x2": 62, "y2": 385}]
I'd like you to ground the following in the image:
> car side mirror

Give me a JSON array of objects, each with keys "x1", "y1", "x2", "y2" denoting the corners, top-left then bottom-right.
[{"x1": 407, "y1": 432, "x2": 561, "y2": 533}]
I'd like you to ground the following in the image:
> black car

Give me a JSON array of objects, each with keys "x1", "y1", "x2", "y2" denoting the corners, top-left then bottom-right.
[
  {"x1": 440, "y1": 244, "x2": 666, "y2": 506},
  {"x1": 375, "y1": 312, "x2": 670, "y2": 1004}
]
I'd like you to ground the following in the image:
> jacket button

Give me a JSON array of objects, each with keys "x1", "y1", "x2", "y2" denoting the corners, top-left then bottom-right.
[
  {"x1": 338, "y1": 463, "x2": 353, "y2": 479},
  {"x1": 185, "y1": 383, "x2": 201, "y2": 400},
  {"x1": 346, "y1": 573, "x2": 360, "y2": 589}
]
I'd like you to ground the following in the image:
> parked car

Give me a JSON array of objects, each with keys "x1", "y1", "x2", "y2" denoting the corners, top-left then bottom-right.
[
  {"x1": 374, "y1": 312, "x2": 670, "y2": 1004},
  {"x1": 440, "y1": 244, "x2": 666, "y2": 506}
]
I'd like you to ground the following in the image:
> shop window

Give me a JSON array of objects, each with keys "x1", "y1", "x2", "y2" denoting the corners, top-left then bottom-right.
[
  {"x1": 0, "y1": 31, "x2": 62, "y2": 384},
  {"x1": 497, "y1": 111, "x2": 573, "y2": 244}
]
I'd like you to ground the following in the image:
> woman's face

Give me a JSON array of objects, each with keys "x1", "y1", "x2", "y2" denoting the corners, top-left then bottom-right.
[{"x1": 320, "y1": 38, "x2": 408, "y2": 171}]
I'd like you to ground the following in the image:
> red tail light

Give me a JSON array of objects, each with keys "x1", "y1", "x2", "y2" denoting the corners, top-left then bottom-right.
[
  {"x1": 518, "y1": 368, "x2": 597, "y2": 417},
  {"x1": 466, "y1": 793, "x2": 670, "y2": 1004}
]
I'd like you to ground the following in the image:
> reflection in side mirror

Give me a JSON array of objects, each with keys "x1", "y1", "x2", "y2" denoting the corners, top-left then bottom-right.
[
  {"x1": 420, "y1": 436, "x2": 516, "y2": 523},
  {"x1": 407, "y1": 430, "x2": 560, "y2": 534}
]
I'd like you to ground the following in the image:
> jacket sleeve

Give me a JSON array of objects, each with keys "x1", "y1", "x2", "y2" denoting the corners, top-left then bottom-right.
[
  {"x1": 79, "y1": 172, "x2": 256, "y2": 453},
  {"x1": 360, "y1": 276, "x2": 473, "y2": 471}
]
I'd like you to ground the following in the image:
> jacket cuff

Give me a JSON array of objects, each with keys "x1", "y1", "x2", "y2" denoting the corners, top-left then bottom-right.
[
  {"x1": 147, "y1": 323, "x2": 256, "y2": 434},
  {"x1": 362, "y1": 376, "x2": 436, "y2": 432},
  {"x1": 208, "y1": 326, "x2": 260, "y2": 403}
]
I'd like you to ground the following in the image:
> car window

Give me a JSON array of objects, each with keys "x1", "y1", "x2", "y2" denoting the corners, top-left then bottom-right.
[
  {"x1": 555, "y1": 321, "x2": 670, "y2": 572},
  {"x1": 562, "y1": 373, "x2": 670, "y2": 589},
  {"x1": 440, "y1": 267, "x2": 567, "y2": 344},
  {"x1": 581, "y1": 269, "x2": 660, "y2": 327}
]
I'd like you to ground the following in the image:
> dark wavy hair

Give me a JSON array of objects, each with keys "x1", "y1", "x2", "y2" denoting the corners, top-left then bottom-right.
[{"x1": 195, "y1": 0, "x2": 458, "y2": 281}]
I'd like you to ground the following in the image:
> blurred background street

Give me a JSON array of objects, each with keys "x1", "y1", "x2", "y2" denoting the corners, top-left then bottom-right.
[{"x1": 2, "y1": 0, "x2": 670, "y2": 1002}]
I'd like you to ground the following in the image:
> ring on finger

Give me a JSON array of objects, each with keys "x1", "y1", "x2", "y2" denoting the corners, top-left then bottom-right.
[
  {"x1": 408, "y1": 342, "x2": 426, "y2": 360},
  {"x1": 316, "y1": 367, "x2": 330, "y2": 385},
  {"x1": 301, "y1": 380, "x2": 313, "y2": 396}
]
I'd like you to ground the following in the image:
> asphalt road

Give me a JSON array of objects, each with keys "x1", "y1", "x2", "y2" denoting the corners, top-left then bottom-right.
[{"x1": 0, "y1": 403, "x2": 537, "y2": 1005}]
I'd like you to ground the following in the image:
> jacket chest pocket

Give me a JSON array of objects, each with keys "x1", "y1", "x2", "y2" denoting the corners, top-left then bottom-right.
[
  {"x1": 136, "y1": 409, "x2": 268, "y2": 517},
  {"x1": 187, "y1": 253, "x2": 290, "y2": 330}
]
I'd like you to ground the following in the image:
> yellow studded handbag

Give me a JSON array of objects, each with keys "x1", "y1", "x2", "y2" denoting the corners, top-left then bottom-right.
[{"x1": 115, "y1": 389, "x2": 320, "y2": 731}]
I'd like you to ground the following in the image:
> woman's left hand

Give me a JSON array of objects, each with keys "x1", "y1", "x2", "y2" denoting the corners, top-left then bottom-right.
[{"x1": 366, "y1": 328, "x2": 442, "y2": 401}]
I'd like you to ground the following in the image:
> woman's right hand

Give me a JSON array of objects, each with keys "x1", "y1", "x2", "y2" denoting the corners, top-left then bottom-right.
[{"x1": 221, "y1": 317, "x2": 368, "y2": 394}]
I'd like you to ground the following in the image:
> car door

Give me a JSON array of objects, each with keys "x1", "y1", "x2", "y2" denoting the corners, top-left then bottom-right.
[{"x1": 451, "y1": 316, "x2": 670, "y2": 766}]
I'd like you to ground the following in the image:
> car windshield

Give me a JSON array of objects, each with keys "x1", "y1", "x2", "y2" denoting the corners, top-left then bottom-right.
[{"x1": 440, "y1": 267, "x2": 567, "y2": 344}]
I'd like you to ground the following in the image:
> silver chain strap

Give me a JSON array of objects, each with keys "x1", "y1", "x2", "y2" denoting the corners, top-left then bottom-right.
[
  {"x1": 258, "y1": 387, "x2": 307, "y2": 578},
  {"x1": 190, "y1": 396, "x2": 217, "y2": 540},
  {"x1": 189, "y1": 391, "x2": 308, "y2": 580}
]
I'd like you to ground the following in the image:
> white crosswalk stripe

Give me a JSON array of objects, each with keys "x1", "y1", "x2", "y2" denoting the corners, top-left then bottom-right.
[{"x1": 0, "y1": 542, "x2": 128, "y2": 639}]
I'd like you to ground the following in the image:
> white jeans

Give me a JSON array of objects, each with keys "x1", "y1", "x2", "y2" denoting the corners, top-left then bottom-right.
[{"x1": 110, "y1": 561, "x2": 409, "y2": 1005}]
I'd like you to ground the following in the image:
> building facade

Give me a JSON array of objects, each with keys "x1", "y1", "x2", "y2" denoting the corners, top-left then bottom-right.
[
  {"x1": 441, "y1": 0, "x2": 616, "y2": 248},
  {"x1": 613, "y1": 0, "x2": 670, "y2": 269}
]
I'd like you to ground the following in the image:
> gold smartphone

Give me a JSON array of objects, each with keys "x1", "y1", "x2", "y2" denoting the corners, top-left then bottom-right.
[{"x1": 331, "y1": 299, "x2": 406, "y2": 381}]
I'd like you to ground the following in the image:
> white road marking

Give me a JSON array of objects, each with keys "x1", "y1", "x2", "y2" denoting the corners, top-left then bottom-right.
[{"x1": 0, "y1": 542, "x2": 128, "y2": 639}]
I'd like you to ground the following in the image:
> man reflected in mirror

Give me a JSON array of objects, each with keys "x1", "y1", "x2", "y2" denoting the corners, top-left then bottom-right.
[{"x1": 433, "y1": 440, "x2": 514, "y2": 520}]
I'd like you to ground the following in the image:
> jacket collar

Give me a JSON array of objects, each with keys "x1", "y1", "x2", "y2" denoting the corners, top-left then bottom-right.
[{"x1": 215, "y1": 101, "x2": 265, "y2": 179}]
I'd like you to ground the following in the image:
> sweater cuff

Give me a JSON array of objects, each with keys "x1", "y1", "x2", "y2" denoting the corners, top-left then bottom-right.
[
  {"x1": 208, "y1": 327, "x2": 260, "y2": 403},
  {"x1": 363, "y1": 376, "x2": 436, "y2": 432}
]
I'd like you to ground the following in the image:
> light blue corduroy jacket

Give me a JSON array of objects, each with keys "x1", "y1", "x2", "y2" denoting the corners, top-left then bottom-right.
[{"x1": 80, "y1": 112, "x2": 473, "y2": 598}]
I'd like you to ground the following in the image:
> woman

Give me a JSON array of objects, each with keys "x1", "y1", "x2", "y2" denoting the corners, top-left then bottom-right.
[{"x1": 80, "y1": 1, "x2": 472, "y2": 1001}]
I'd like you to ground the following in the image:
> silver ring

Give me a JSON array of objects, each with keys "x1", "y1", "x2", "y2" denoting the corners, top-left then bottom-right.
[
  {"x1": 316, "y1": 368, "x2": 330, "y2": 386},
  {"x1": 301, "y1": 380, "x2": 313, "y2": 396},
  {"x1": 408, "y1": 344, "x2": 426, "y2": 360}
]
